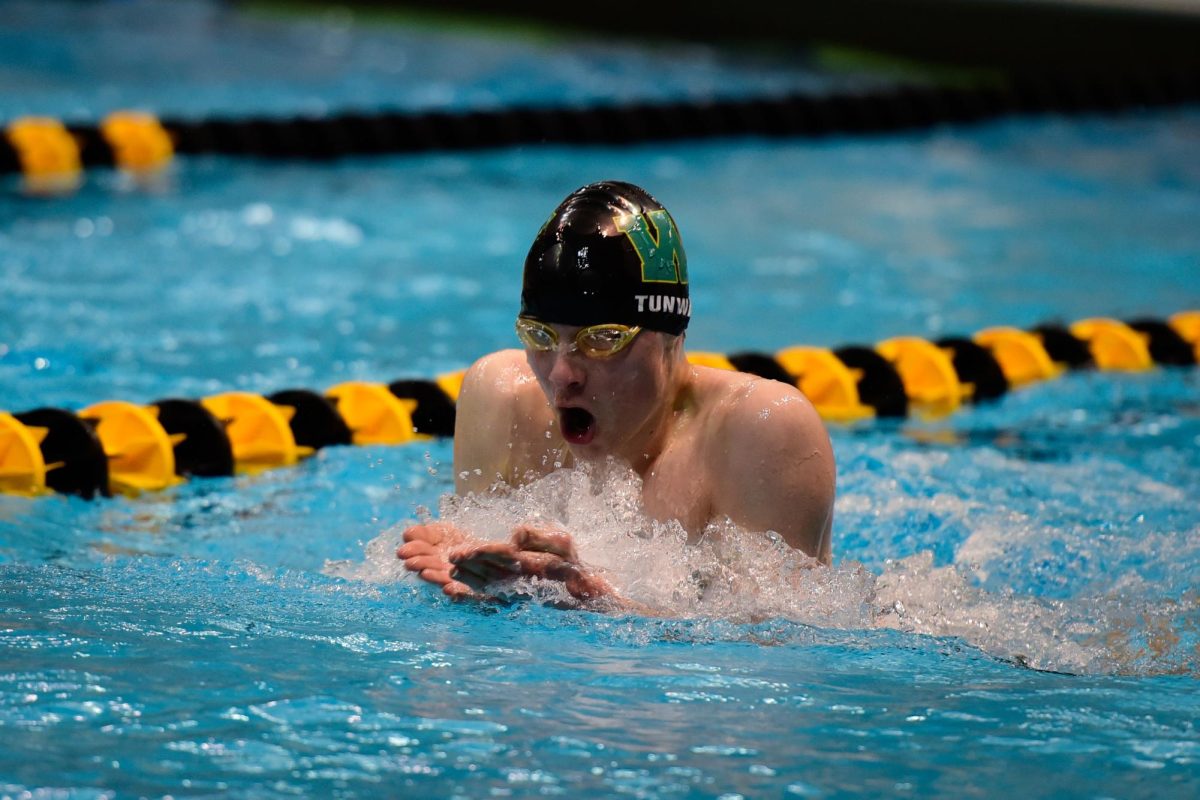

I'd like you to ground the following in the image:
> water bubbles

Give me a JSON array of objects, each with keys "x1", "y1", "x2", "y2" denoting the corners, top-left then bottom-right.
[
  {"x1": 348, "y1": 461, "x2": 875, "y2": 626},
  {"x1": 333, "y1": 412, "x2": 1200, "y2": 677}
]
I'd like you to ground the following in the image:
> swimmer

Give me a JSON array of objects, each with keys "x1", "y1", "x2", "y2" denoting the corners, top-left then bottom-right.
[{"x1": 399, "y1": 181, "x2": 835, "y2": 608}]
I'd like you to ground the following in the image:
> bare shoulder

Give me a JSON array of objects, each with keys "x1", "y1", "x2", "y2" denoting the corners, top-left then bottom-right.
[
  {"x1": 458, "y1": 349, "x2": 552, "y2": 420},
  {"x1": 711, "y1": 369, "x2": 828, "y2": 451},
  {"x1": 697, "y1": 367, "x2": 836, "y2": 561},
  {"x1": 454, "y1": 349, "x2": 555, "y2": 493},
  {"x1": 460, "y1": 348, "x2": 534, "y2": 397}
]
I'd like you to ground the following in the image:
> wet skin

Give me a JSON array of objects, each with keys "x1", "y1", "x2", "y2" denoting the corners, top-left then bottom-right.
[{"x1": 397, "y1": 324, "x2": 836, "y2": 607}]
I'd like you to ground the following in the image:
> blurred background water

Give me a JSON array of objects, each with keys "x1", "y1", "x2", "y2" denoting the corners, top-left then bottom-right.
[{"x1": 1, "y1": 1, "x2": 1199, "y2": 796}]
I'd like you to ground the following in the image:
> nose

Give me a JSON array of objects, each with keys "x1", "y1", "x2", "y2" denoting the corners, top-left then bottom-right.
[{"x1": 547, "y1": 346, "x2": 587, "y2": 397}]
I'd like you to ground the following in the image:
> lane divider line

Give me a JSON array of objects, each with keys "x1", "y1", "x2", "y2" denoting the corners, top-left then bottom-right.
[{"x1": 1, "y1": 312, "x2": 1194, "y2": 501}]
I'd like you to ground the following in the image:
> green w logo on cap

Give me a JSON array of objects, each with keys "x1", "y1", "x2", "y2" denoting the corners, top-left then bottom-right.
[{"x1": 617, "y1": 210, "x2": 689, "y2": 285}]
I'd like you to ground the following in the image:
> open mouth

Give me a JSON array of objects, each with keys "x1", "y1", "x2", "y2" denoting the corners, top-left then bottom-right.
[{"x1": 558, "y1": 406, "x2": 596, "y2": 445}]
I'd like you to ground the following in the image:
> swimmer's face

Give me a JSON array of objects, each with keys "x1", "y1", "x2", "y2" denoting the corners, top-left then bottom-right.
[{"x1": 524, "y1": 322, "x2": 681, "y2": 461}]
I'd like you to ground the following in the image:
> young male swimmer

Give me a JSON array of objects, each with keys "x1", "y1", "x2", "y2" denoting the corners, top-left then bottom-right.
[{"x1": 398, "y1": 181, "x2": 835, "y2": 607}]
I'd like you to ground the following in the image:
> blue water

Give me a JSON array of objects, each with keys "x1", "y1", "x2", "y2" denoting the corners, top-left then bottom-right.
[{"x1": 3, "y1": 1, "x2": 1200, "y2": 797}]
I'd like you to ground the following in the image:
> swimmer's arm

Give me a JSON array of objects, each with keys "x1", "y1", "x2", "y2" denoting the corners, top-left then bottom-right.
[
  {"x1": 402, "y1": 353, "x2": 521, "y2": 594},
  {"x1": 406, "y1": 351, "x2": 569, "y2": 597},
  {"x1": 452, "y1": 350, "x2": 528, "y2": 495},
  {"x1": 712, "y1": 381, "x2": 836, "y2": 564}
]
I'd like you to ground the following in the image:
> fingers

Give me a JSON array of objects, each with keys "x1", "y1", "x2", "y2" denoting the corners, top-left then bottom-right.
[
  {"x1": 562, "y1": 571, "x2": 614, "y2": 601},
  {"x1": 404, "y1": 554, "x2": 451, "y2": 574},
  {"x1": 456, "y1": 548, "x2": 574, "y2": 588},
  {"x1": 450, "y1": 545, "x2": 524, "y2": 590},
  {"x1": 398, "y1": 540, "x2": 453, "y2": 581},
  {"x1": 448, "y1": 542, "x2": 515, "y2": 561},
  {"x1": 418, "y1": 567, "x2": 453, "y2": 586},
  {"x1": 507, "y1": 550, "x2": 614, "y2": 602},
  {"x1": 512, "y1": 550, "x2": 572, "y2": 579},
  {"x1": 447, "y1": 544, "x2": 571, "y2": 591},
  {"x1": 401, "y1": 522, "x2": 468, "y2": 547},
  {"x1": 442, "y1": 580, "x2": 476, "y2": 600},
  {"x1": 398, "y1": 523, "x2": 474, "y2": 570},
  {"x1": 402, "y1": 524, "x2": 442, "y2": 545},
  {"x1": 399, "y1": 522, "x2": 609, "y2": 606},
  {"x1": 511, "y1": 525, "x2": 578, "y2": 561},
  {"x1": 398, "y1": 534, "x2": 459, "y2": 586},
  {"x1": 397, "y1": 539, "x2": 437, "y2": 559},
  {"x1": 403, "y1": 556, "x2": 481, "y2": 601}
]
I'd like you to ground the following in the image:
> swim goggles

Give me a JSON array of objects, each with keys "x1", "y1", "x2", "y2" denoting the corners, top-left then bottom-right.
[{"x1": 515, "y1": 317, "x2": 642, "y2": 358}]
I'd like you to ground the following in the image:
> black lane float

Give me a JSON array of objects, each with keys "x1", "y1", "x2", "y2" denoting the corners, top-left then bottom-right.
[
  {"x1": 4, "y1": 64, "x2": 1200, "y2": 192},
  {"x1": 1, "y1": 313, "x2": 1196, "y2": 500}
]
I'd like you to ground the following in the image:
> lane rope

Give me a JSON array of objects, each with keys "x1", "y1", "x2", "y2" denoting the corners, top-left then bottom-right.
[
  {"x1": 3, "y1": 67, "x2": 1199, "y2": 191},
  {"x1": 1, "y1": 312, "x2": 1196, "y2": 500}
]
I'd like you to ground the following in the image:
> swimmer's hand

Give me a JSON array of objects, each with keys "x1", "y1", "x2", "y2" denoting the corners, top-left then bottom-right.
[
  {"x1": 397, "y1": 522, "x2": 477, "y2": 599},
  {"x1": 449, "y1": 525, "x2": 616, "y2": 607}
]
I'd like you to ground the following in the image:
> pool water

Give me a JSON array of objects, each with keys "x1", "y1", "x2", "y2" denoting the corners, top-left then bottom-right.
[{"x1": 2, "y1": 1, "x2": 1200, "y2": 797}]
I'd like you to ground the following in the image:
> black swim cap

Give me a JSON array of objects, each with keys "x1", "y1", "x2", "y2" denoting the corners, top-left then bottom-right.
[{"x1": 521, "y1": 181, "x2": 690, "y2": 335}]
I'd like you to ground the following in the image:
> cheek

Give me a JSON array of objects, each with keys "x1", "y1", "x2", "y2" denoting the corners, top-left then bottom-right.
[
  {"x1": 526, "y1": 351, "x2": 554, "y2": 386},
  {"x1": 593, "y1": 360, "x2": 666, "y2": 414}
]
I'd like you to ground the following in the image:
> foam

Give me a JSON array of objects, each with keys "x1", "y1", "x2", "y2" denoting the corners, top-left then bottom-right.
[{"x1": 333, "y1": 461, "x2": 1197, "y2": 677}]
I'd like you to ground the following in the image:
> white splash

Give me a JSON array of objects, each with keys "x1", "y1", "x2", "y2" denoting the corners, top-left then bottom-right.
[{"x1": 330, "y1": 460, "x2": 1197, "y2": 677}]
